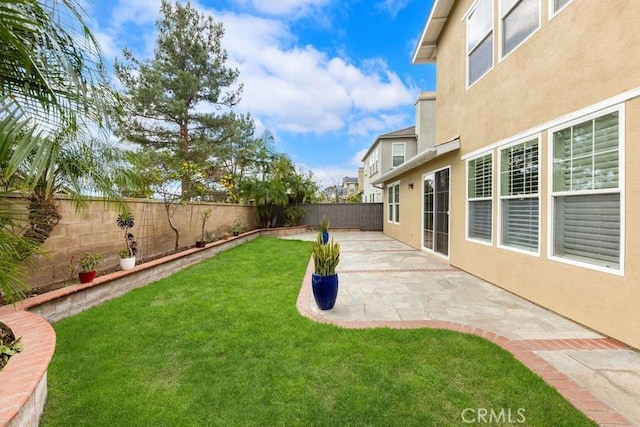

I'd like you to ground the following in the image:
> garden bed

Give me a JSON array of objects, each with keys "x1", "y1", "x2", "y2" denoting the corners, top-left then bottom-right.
[{"x1": 0, "y1": 226, "x2": 306, "y2": 427}]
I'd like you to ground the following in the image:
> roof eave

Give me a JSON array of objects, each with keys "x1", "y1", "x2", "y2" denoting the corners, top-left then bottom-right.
[
  {"x1": 411, "y1": 0, "x2": 456, "y2": 64},
  {"x1": 371, "y1": 137, "x2": 460, "y2": 186},
  {"x1": 360, "y1": 128, "x2": 418, "y2": 162}
]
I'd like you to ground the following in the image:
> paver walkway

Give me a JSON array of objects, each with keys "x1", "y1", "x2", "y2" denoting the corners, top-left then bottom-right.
[{"x1": 285, "y1": 231, "x2": 640, "y2": 427}]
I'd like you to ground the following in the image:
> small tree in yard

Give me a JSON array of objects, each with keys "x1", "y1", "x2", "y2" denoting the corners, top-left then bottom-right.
[
  {"x1": 200, "y1": 209, "x2": 212, "y2": 242},
  {"x1": 116, "y1": 211, "x2": 137, "y2": 258},
  {"x1": 126, "y1": 151, "x2": 204, "y2": 252}
]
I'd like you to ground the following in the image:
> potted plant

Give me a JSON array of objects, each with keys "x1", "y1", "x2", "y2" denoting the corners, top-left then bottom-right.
[
  {"x1": 319, "y1": 216, "x2": 329, "y2": 244},
  {"x1": 196, "y1": 208, "x2": 212, "y2": 248},
  {"x1": 116, "y1": 210, "x2": 137, "y2": 270},
  {"x1": 232, "y1": 217, "x2": 242, "y2": 236},
  {"x1": 70, "y1": 252, "x2": 103, "y2": 284},
  {"x1": 311, "y1": 232, "x2": 340, "y2": 310}
]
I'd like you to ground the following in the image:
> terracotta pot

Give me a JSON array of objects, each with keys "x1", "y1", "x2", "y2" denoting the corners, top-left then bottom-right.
[{"x1": 78, "y1": 271, "x2": 96, "y2": 284}]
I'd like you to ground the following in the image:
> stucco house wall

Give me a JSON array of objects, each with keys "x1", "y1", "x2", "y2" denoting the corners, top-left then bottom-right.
[{"x1": 386, "y1": 0, "x2": 640, "y2": 349}]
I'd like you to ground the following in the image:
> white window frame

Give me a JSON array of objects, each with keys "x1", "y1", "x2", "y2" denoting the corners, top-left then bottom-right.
[
  {"x1": 465, "y1": 0, "x2": 494, "y2": 88},
  {"x1": 373, "y1": 150, "x2": 378, "y2": 174},
  {"x1": 422, "y1": 166, "x2": 452, "y2": 259},
  {"x1": 466, "y1": 152, "x2": 493, "y2": 245},
  {"x1": 368, "y1": 149, "x2": 379, "y2": 176},
  {"x1": 498, "y1": 136, "x2": 541, "y2": 255},
  {"x1": 387, "y1": 181, "x2": 400, "y2": 224},
  {"x1": 499, "y1": 0, "x2": 541, "y2": 60},
  {"x1": 392, "y1": 142, "x2": 405, "y2": 167},
  {"x1": 546, "y1": 105, "x2": 625, "y2": 275},
  {"x1": 548, "y1": 0, "x2": 572, "y2": 19}
]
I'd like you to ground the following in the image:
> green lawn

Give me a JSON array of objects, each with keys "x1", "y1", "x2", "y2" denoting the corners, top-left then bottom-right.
[{"x1": 42, "y1": 237, "x2": 595, "y2": 426}]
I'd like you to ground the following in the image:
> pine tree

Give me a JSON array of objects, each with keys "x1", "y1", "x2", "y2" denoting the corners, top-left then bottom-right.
[{"x1": 115, "y1": 0, "x2": 244, "y2": 199}]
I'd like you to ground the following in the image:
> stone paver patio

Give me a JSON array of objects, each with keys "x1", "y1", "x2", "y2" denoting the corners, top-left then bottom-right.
[{"x1": 285, "y1": 231, "x2": 640, "y2": 427}]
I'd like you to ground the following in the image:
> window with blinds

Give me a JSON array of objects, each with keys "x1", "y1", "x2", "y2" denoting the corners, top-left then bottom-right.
[
  {"x1": 467, "y1": 0, "x2": 493, "y2": 86},
  {"x1": 554, "y1": 194, "x2": 620, "y2": 268},
  {"x1": 551, "y1": 111, "x2": 621, "y2": 270},
  {"x1": 500, "y1": 139, "x2": 539, "y2": 252},
  {"x1": 468, "y1": 153, "x2": 493, "y2": 241},
  {"x1": 501, "y1": 0, "x2": 540, "y2": 58}
]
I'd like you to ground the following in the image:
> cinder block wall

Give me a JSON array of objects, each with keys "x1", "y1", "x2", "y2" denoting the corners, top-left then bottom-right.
[{"x1": 20, "y1": 196, "x2": 257, "y2": 287}]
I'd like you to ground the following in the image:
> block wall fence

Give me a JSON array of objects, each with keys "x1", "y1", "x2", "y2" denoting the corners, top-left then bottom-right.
[{"x1": 7, "y1": 195, "x2": 258, "y2": 288}]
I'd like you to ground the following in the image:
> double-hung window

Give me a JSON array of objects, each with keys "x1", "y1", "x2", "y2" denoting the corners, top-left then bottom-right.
[
  {"x1": 467, "y1": 0, "x2": 493, "y2": 86},
  {"x1": 500, "y1": 0, "x2": 540, "y2": 58},
  {"x1": 551, "y1": 110, "x2": 622, "y2": 271},
  {"x1": 388, "y1": 182, "x2": 400, "y2": 223},
  {"x1": 467, "y1": 153, "x2": 493, "y2": 242},
  {"x1": 500, "y1": 138, "x2": 539, "y2": 252},
  {"x1": 392, "y1": 143, "x2": 405, "y2": 167},
  {"x1": 369, "y1": 150, "x2": 379, "y2": 175}
]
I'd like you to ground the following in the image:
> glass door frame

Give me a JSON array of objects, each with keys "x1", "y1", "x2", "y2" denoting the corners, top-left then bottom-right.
[{"x1": 422, "y1": 166, "x2": 451, "y2": 258}]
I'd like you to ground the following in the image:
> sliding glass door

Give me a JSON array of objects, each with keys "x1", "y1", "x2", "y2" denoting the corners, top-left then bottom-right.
[{"x1": 423, "y1": 168, "x2": 450, "y2": 256}]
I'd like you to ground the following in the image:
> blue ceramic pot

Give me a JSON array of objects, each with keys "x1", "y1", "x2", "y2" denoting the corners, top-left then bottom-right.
[
  {"x1": 311, "y1": 273, "x2": 338, "y2": 310},
  {"x1": 322, "y1": 231, "x2": 329, "y2": 244}
]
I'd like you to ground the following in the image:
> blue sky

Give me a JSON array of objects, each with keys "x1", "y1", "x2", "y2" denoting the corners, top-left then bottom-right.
[{"x1": 84, "y1": 0, "x2": 436, "y2": 187}]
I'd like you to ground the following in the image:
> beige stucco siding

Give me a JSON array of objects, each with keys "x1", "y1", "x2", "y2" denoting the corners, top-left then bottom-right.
[
  {"x1": 436, "y1": 0, "x2": 640, "y2": 155},
  {"x1": 388, "y1": 99, "x2": 640, "y2": 349},
  {"x1": 388, "y1": 0, "x2": 640, "y2": 348}
]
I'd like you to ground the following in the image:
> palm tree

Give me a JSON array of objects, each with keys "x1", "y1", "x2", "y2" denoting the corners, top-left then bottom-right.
[
  {"x1": 239, "y1": 153, "x2": 319, "y2": 228},
  {"x1": 14, "y1": 130, "x2": 136, "y2": 258},
  {"x1": 0, "y1": 0, "x2": 118, "y2": 302}
]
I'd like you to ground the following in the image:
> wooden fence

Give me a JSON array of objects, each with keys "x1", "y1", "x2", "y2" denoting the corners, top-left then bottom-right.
[{"x1": 299, "y1": 203, "x2": 383, "y2": 231}]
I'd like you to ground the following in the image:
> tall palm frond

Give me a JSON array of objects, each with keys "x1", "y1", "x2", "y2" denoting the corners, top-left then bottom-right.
[
  {"x1": 0, "y1": 0, "x2": 111, "y2": 125},
  {"x1": 0, "y1": 0, "x2": 120, "y2": 302}
]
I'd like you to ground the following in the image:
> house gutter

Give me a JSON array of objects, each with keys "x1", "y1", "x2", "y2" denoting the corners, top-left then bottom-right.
[{"x1": 371, "y1": 137, "x2": 460, "y2": 186}]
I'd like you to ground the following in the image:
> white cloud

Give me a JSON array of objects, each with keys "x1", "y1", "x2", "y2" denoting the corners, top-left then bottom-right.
[
  {"x1": 111, "y1": 0, "x2": 161, "y2": 28},
  {"x1": 375, "y1": 0, "x2": 412, "y2": 19},
  {"x1": 234, "y1": 0, "x2": 331, "y2": 17},
  {"x1": 93, "y1": 30, "x2": 119, "y2": 60},
  {"x1": 93, "y1": 2, "x2": 417, "y2": 138},
  {"x1": 214, "y1": 10, "x2": 416, "y2": 135},
  {"x1": 352, "y1": 149, "x2": 368, "y2": 165},
  {"x1": 305, "y1": 164, "x2": 358, "y2": 188},
  {"x1": 348, "y1": 113, "x2": 409, "y2": 137}
]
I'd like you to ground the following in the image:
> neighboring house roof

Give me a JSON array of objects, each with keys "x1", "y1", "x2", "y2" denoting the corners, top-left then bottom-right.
[
  {"x1": 379, "y1": 126, "x2": 416, "y2": 138},
  {"x1": 361, "y1": 126, "x2": 417, "y2": 161},
  {"x1": 342, "y1": 177, "x2": 358, "y2": 184},
  {"x1": 371, "y1": 137, "x2": 460, "y2": 186},
  {"x1": 412, "y1": 0, "x2": 455, "y2": 64}
]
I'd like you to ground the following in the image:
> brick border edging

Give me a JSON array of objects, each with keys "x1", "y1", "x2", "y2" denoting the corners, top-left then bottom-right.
[
  {"x1": 0, "y1": 310, "x2": 55, "y2": 427},
  {"x1": 296, "y1": 258, "x2": 632, "y2": 427},
  {"x1": 0, "y1": 225, "x2": 307, "y2": 427}
]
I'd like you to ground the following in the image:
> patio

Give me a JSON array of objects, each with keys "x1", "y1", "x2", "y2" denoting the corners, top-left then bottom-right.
[{"x1": 289, "y1": 231, "x2": 640, "y2": 426}]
